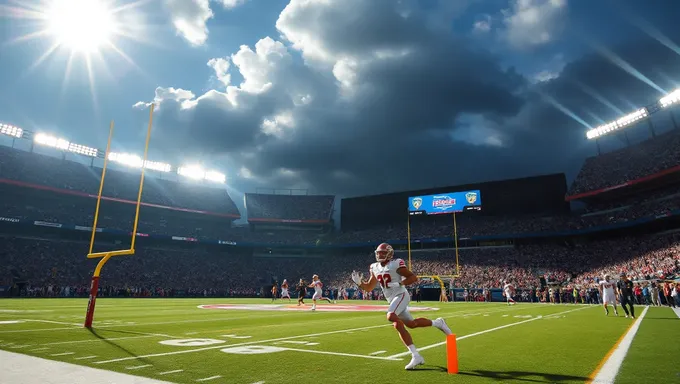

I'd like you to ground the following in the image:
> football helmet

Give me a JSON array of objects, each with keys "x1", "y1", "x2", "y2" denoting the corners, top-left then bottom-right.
[{"x1": 375, "y1": 243, "x2": 394, "y2": 263}]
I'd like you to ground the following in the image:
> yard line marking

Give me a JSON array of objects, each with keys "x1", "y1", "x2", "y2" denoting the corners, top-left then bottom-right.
[
  {"x1": 672, "y1": 308, "x2": 680, "y2": 319},
  {"x1": 251, "y1": 381, "x2": 265, "y2": 384},
  {"x1": 23, "y1": 319, "x2": 82, "y2": 327},
  {"x1": 159, "y1": 369, "x2": 184, "y2": 375},
  {"x1": 30, "y1": 347, "x2": 50, "y2": 352},
  {"x1": 369, "y1": 350, "x2": 386, "y2": 355},
  {"x1": 388, "y1": 306, "x2": 591, "y2": 358},
  {"x1": 39, "y1": 334, "x2": 160, "y2": 346},
  {"x1": 94, "y1": 324, "x2": 394, "y2": 364},
  {"x1": 93, "y1": 304, "x2": 547, "y2": 365},
  {"x1": 10, "y1": 344, "x2": 33, "y2": 349},
  {"x1": 74, "y1": 355, "x2": 98, "y2": 360},
  {"x1": 588, "y1": 306, "x2": 649, "y2": 384},
  {"x1": 185, "y1": 332, "x2": 199, "y2": 335},
  {"x1": 196, "y1": 375, "x2": 222, "y2": 382},
  {"x1": 50, "y1": 352, "x2": 76, "y2": 356},
  {"x1": 279, "y1": 347, "x2": 402, "y2": 361},
  {"x1": 126, "y1": 364, "x2": 153, "y2": 370}
]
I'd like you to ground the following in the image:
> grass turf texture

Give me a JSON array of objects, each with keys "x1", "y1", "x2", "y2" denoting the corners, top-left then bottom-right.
[{"x1": 0, "y1": 299, "x2": 676, "y2": 384}]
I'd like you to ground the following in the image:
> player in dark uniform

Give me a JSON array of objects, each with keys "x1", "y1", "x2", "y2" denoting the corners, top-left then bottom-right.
[
  {"x1": 617, "y1": 272, "x2": 636, "y2": 319},
  {"x1": 297, "y1": 278, "x2": 307, "y2": 306}
]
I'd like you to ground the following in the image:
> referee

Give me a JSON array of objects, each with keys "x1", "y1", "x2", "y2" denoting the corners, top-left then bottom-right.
[{"x1": 617, "y1": 272, "x2": 635, "y2": 319}]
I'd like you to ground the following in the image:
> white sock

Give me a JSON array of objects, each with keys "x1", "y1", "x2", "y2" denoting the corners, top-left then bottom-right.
[{"x1": 407, "y1": 344, "x2": 418, "y2": 356}]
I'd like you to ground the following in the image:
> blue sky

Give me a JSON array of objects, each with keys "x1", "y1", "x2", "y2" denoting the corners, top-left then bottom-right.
[{"x1": 1, "y1": 0, "x2": 679, "y2": 199}]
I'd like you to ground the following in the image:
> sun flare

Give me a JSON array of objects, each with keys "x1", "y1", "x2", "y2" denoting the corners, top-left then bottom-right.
[{"x1": 46, "y1": 0, "x2": 117, "y2": 53}]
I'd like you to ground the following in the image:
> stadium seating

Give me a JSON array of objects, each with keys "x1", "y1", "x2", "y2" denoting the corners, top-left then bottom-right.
[
  {"x1": 0, "y1": 146, "x2": 240, "y2": 215},
  {"x1": 569, "y1": 129, "x2": 680, "y2": 195},
  {"x1": 245, "y1": 193, "x2": 334, "y2": 221}
]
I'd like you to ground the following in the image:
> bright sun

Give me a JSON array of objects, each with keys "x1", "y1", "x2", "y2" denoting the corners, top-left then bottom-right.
[{"x1": 46, "y1": 0, "x2": 117, "y2": 53}]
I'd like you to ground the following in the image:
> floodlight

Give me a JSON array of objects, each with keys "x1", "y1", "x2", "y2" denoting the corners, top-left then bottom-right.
[
  {"x1": 205, "y1": 170, "x2": 226, "y2": 183},
  {"x1": 0, "y1": 124, "x2": 23, "y2": 138},
  {"x1": 586, "y1": 108, "x2": 648, "y2": 139},
  {"x1": 68, "y1": 142, "x2": 98, "y2": 157},
  {"x1": 34, "y1": 133, "x2": 70, "y2": 150},
  {"x1": 109, "y1": 152, "x2": 171, "y2": 172},
  {"x1": 177, "y1": 165, "x2": 206, "y2": 180},
  {"x1": 660, "y1": 89, "x2": 680, "y2": 108}
]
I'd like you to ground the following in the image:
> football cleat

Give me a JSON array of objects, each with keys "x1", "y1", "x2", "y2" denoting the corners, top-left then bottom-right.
[
  {"x1": 433, "y1": 318, "x2": 452, "y2": 335},
  {"x1": 405, "y1": 354, "x2": 425, "y2": 370}
]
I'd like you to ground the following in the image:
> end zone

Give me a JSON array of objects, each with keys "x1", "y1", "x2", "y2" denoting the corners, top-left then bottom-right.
[{"x1": 198, "y1": 304, "x2": 440, "y2": 312}]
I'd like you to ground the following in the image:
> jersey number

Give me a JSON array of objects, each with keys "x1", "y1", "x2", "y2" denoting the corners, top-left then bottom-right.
[{"x1": 375, "y1": 274, "x2": 392, "y2": 289}]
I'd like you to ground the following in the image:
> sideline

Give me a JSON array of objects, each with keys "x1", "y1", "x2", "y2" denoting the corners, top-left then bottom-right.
[{"x1": 588, "y1": 306, "x2": 649, "y2": 384}]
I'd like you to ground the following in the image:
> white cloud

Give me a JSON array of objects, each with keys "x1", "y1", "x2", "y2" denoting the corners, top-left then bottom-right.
[
  {"x1": 164, "y1": 0, "x2": 249, "y2": 46},
  {"x1": 164, "y1": 0, "x2": 213, "y2": 46},
  {"x1": 473, "y1": 14, "x2": 492, "y2": 33},
  {"x1": 207, "y1": 57, "x2": 231, "y2": 86},
  {"x1": 532, "y1": 53, "x2": 566, "y2": 82},
  {"x1": 501, "y1": 0, "x2": 568, "y2": 49},
  {"x1": 217, "y1": 0, "x2": 248, "y2": 9},
  {"x1": 451, "y1": 114, "x2": 508, "y2": 148}
]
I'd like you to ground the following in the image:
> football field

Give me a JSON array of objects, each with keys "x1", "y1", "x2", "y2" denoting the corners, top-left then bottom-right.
[{"x1": 0, "y1": 299, "x2": 678, "y2": 384}]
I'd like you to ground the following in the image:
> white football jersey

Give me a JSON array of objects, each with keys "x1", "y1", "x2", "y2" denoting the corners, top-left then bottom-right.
[
  {"x1": 503, "y1": 283, "x2": 514, "y2": 295},
  {"x1": 370, "y1": 258, "x2": 408, "y2": 301},
  {"x1": 312, "y1": 280, "x2": 323, "y2": 294},
  {"x1": 599, "y1": 280, "x2": 615, "y2": 296}
]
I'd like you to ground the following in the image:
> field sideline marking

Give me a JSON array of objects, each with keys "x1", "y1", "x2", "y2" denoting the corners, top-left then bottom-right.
[
  {"x1": 588, "y1": 306, "x2": 649, "y2": 384},
  {"x1": 92, "y1": 304, "x2": 565, "y2": 365},
  {"x1": 388, "y1": 306, "x2": 592, "y2": 358}
]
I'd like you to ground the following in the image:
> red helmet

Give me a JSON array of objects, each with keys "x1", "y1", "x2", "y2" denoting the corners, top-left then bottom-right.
[{"x1": 375, "y1": 243, "x2": 394, "y2": 263}]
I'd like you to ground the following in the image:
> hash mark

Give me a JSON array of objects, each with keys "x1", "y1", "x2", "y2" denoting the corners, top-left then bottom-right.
[
  {"x1": 126, "y1": 364, "x2": 152, "y2": 370},
  {"x1": 30, "y1": 347, "x2": 49, "y2": 352},
  {"x1": 159, "y1": 369, "x2": 184, "y2": 375},
  {"x1": 196, "y1": 375, "x2": 222, "y2": 382},
  {"x1": 51, "y1": 352, "x2": 75, "y2": 356},
  {"x1": 74, "y1": 355, "x2": 98, "y2": 360}
]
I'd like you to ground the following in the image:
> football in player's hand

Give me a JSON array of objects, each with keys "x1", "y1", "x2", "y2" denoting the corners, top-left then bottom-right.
[{"x1": 351, "y1": 271, "x2": 363, "y2": 285}]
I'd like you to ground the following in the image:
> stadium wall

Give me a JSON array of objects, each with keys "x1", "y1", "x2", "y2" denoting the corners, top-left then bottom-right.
[{"x1": 340, "y1": 173, "x2": 569, "y2": 230}]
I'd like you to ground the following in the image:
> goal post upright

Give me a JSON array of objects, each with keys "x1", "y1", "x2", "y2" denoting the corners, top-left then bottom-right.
[{"x1": 84, "y1": 104, "x2": 155, "y2": 328}]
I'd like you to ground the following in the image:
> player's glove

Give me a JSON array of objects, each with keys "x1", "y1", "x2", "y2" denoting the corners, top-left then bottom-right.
[{"x1": 351, "y1": 271, "x2": 364, "y2": 285}]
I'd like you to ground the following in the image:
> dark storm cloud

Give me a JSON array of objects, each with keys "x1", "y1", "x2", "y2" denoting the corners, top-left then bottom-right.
[{"x1": 140, "y1": 0, "x2": 680, "y2": 196}]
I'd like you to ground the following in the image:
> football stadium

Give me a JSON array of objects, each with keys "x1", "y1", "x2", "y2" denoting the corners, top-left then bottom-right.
[
  {"x1": 2, "y1": 1, "x2": 680, "y2": 384},
  {"x1": 1, "y1": 90, "x2": 680, "y2": 383}
]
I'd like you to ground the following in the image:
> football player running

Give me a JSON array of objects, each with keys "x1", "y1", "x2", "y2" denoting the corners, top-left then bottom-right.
[
  {"x1": 503, "y1": 280, "x2": 516, "y2": 305},
  {"x1": 309, "y1": 274, "x2": 332, "y2": 310},
  {"x1": 281, "y1": 279, "x2": 291, "y2": 301},
  {"x1": 351, "y1": 243, "x2": 452, "y2": 370}
]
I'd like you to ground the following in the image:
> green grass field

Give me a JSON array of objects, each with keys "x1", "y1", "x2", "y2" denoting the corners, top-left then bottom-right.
[{"x1": 0, "y1": 299, "x2": 678, "y2": 383}]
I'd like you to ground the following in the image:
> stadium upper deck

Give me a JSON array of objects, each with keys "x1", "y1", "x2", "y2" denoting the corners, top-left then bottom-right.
[{"x1": 245, "y1": 193, "x2": 334, "y2": 223}]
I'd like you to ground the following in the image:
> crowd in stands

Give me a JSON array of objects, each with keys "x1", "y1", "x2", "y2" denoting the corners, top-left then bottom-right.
[
  {"x1": 246, "y1": 193, "x2": 334, "y2": 221},
  {"x1": 2, "y1": 233, "x2": 678, "y2": 303},
  {"x1": 0, "y1": 146, "x2": 240, "y2": 215},
  {"x1": 569, "y1": 128, "x2": 680, "y2": 195}
]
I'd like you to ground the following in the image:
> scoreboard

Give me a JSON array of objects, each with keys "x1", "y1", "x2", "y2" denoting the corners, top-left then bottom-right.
[{"x1": 408, "y1": 190, "x2": 482, "y2": 216}]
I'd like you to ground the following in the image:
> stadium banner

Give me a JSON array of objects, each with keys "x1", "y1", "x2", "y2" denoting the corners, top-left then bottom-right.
[
  {"x1": 0, "y1": 217, "x2": 20, "y2": 223},
  {"x1": 75, "y1": 225, "x2": 103, "y2": 233},
  {"x1": 408, "y1": 190, "x2": 482, "y2": 216},
  {"x1": 172, "y1": 236, "x2": 198, "y2": 242},
  {"x1": 248, "y1": 218, "x2": 330, "y2": 224},
  {"x1": 33, "y1": 221, "x2": 62, "y2": 228}
]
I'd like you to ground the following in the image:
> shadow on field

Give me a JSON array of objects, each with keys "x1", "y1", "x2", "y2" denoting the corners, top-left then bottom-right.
[
  {"x1": 456, "y1": 370, "x2": 589, "y2": 383},
  {"x1": 87, "y1": 328, "x2": 152, "y2": 364}
]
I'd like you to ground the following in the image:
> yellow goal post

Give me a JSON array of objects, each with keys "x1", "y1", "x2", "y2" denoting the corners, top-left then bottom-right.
[
  {"x1": 406, "y1": 210, "x2": 461, "y2": 279},
  {"x1": 84, "y1": 104, "x2": 155, "y2": 328}
]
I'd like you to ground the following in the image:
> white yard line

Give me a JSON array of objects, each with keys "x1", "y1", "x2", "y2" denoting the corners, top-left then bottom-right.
[
  {"x1": 280, "y1": 346, "x2": 402, "y2": 361},
  {"x1": 388, "y1": 306, "x2": 592, "y2": 358},
  {"x1": 672, "y1": 308, "x2": 680, "y2": 319},
  {"x1": 94, "y1": 323, "x2": 392, "y2": 364},
  {"x1": 50, "y1": 352, "x2": 76, "y2": 356},
  {"x1": 23, "y1": 319, "x2": 82, "y2": 327},
  {"x1": 1, "y1": 350, "x2": 174, "y2": 384},
  {"x1": 590, "y1": 306, "x2": 649, "y2": 384},
  {"x1": 196, "y1": 375, "x2": 222, "y2": 382},
  {"x1": 369, "y1": 350, "x2": 386, "y2": 355},
  {"x1": 92, "y1": 305, "x2": 552, "y2": 365},
  {"x1": 39, "y1": 334, "x2": 162, "y2": 346}
]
